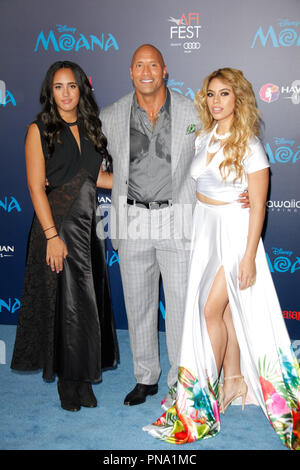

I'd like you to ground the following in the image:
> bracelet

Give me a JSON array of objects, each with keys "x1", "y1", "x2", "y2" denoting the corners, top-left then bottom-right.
[
  {"x1": 43, "y1": 225, "x2": 56, "y2": 233},
  {"x1": 46, "y1": 234, "x2": 59, "y2": 241}
]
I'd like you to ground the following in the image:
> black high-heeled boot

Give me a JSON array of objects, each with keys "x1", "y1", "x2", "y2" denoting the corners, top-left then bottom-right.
[
  {"x1": 77, "y1": 382, "x2": 97, "y2": 408},
  {"x1": 57, "y1": 379, "x2": 81, "y2": 412}
]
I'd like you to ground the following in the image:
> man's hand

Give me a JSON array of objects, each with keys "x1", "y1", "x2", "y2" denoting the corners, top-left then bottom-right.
[{"x1": 238, "y1": 190, "x2": 250, "y2": 209}]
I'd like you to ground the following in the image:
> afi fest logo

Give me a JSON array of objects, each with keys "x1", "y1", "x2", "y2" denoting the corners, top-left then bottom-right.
[
  {"x1": 0, "y1": 80, "x2": 16, "y2": 107},
  {"x1": 35, "y1": 24, "x2": 119, "y2": 53},
  {"x1": 259, "y1": 80, "x2": 300, "y2": 105},
  {"x1": 168, "y1": 13, "x2": 202, "y2": 53},
  {"x1": 251, "y1": 19, "x2": 300, "y2": 48},
  {"x1": 265, "y1": 137, "x2": 300, "y2": 165}
]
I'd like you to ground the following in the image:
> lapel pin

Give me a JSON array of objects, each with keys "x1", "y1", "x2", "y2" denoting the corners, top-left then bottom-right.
[{"x1": 186, "y1": 123, "x2": 196, "y2": 135}]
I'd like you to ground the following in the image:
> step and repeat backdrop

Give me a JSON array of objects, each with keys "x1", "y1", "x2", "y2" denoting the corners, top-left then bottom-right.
[{"x1": 0, "y1": 0, "x2": 299, "y2": 341}]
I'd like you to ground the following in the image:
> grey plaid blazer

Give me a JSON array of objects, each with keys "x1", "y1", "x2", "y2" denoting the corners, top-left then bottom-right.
[{"x1": 100, "y1": 89, "x2": 198, "y2": 250}]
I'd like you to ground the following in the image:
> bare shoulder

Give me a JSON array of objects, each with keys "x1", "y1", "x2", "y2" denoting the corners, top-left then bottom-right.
[
  {"x1": 26, "y1": 122, "x2": 40, "y2": 140},
  {"x1": 25, "y1": 122, "x2": 43, "y2": 157}
]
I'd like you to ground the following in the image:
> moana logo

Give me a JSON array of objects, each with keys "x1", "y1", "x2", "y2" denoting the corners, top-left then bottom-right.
[
  {"x1": 266, "y1": 248, "x2": 300, "y2": 273},
  {"x1": 0, "y1": 298, "x2": 20, "y2": 314},
  {"x1": 0, "y1": 196, "x2": 21, "y2": 213},
  {"x1": 34, "y1": 24, "x2": 119, "y2": 52},
  {"x1": 251, "y1": 19, "x2": 300, "y2": 47},
  {"x1": 0, "y1": 81, "x2": 16, "y2": 107},
  {"x1": 265, "y1": 137, "x2": 300, "y2": 164}
]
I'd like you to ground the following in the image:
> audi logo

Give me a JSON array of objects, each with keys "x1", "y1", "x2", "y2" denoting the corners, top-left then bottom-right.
[{"x1": 183, "y1": 42, "x2": 201, "y2": 50}]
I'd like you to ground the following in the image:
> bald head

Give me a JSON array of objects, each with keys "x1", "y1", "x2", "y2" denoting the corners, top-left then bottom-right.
[
  {"x1": 131, "y1": 44, "x2": 165, "y2": 68},
  {"x1": 129, "y1": 44, "x2": 167, "y2": 101}
]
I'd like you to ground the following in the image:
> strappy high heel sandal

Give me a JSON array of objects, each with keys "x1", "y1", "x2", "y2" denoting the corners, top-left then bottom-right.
[
  {"x1": 218, "y1": 384, "x2": 224, "y2": 413},
  {"x1": 219, "y1": 375, "x2": 248, "y2": 414}
]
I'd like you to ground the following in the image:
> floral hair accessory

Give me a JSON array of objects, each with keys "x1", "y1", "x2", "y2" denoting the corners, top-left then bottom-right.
[{"x1": 186, "y1": 123, "x2": 196, "y2": 135}]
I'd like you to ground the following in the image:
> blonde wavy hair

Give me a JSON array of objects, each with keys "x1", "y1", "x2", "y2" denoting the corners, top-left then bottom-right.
[{"x1": 194, "y1": 68, "x2": 261, "y2": 181}]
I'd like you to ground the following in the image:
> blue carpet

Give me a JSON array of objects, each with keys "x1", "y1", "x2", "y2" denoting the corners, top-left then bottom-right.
[{"x1": 0, "y1": 325, "x2": 289, "y2": 451}]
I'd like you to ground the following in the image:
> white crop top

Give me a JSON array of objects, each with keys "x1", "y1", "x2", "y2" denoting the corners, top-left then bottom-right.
[{"x1": 190, "y1": 129, "x2": 270, "y2": 203}]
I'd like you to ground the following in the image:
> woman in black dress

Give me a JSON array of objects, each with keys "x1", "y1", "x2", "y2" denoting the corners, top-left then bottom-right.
[{"x1": 11, "y1": 61, "x2": 119, "y2": 411}]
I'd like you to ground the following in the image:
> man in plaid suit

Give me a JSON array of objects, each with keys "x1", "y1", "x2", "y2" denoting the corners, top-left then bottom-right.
[{"x1": 100, "y1": 44, "x2": 198, "y2": 406}]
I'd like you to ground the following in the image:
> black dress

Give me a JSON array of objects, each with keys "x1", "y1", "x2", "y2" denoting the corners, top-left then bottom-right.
[{"x1": 11, "y1": 118, "x2": 119, "y2": 382}]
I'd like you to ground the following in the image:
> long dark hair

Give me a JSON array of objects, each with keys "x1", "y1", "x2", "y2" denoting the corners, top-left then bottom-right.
[{"x1": 37, "y1": 61, "x2": 112, "y2": 171}]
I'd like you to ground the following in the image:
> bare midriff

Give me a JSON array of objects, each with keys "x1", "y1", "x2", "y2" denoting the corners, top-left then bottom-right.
[{"x1": 196, "y1": 192, "x2": 230, "y2": 205}]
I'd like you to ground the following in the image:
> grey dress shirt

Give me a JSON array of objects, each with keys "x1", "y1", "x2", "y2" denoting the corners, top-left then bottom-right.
[{"x1": 128, "y1": 89, "x2": 172, "y2": 202}]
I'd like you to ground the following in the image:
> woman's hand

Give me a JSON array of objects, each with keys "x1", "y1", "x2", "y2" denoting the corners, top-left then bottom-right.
[
  {"x1": 238, "y1": 168, "x2": 269, "y2": 290},
  {"x1": 46, "y1": 236, "x2": 68, "y2": 273},
  {"x1": 238, "y1": 255, "x2": 256, "y2": 290}
]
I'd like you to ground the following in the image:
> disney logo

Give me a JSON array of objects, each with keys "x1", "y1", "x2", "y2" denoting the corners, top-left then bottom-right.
[
  {"x1": 274, "y1": 137, "x2": 295, "y2": 146},
  {"x1": 278, "y1": 19, "x2": 300, "y2": 28},
  {"x1": 272, "y1": 248, "x2": 293, "y2": 256},
  {"x1": 56, "y1": 25, "x2": 76, "y2": 33},
  {"x1": 166, "y1": 79, "x2": 195, "y2": 100},
  {"x1": 167, "y1": 79, "x2": 184, "y2": 88}
]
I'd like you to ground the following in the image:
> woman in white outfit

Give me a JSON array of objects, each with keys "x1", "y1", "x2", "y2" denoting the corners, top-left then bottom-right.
[{"x1": 144, "y1": 68, "x2": 300, "y2": 450}]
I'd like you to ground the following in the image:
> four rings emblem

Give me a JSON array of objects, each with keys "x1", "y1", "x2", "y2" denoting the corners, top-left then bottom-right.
[{"x1": 183, "y1": 42, "x2": 201, "y2": 50}]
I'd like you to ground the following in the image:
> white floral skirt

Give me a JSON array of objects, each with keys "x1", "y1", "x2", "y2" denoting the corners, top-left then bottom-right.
[{"x1": 144, "y1": 200, "x2": 300, "y2": 449}]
